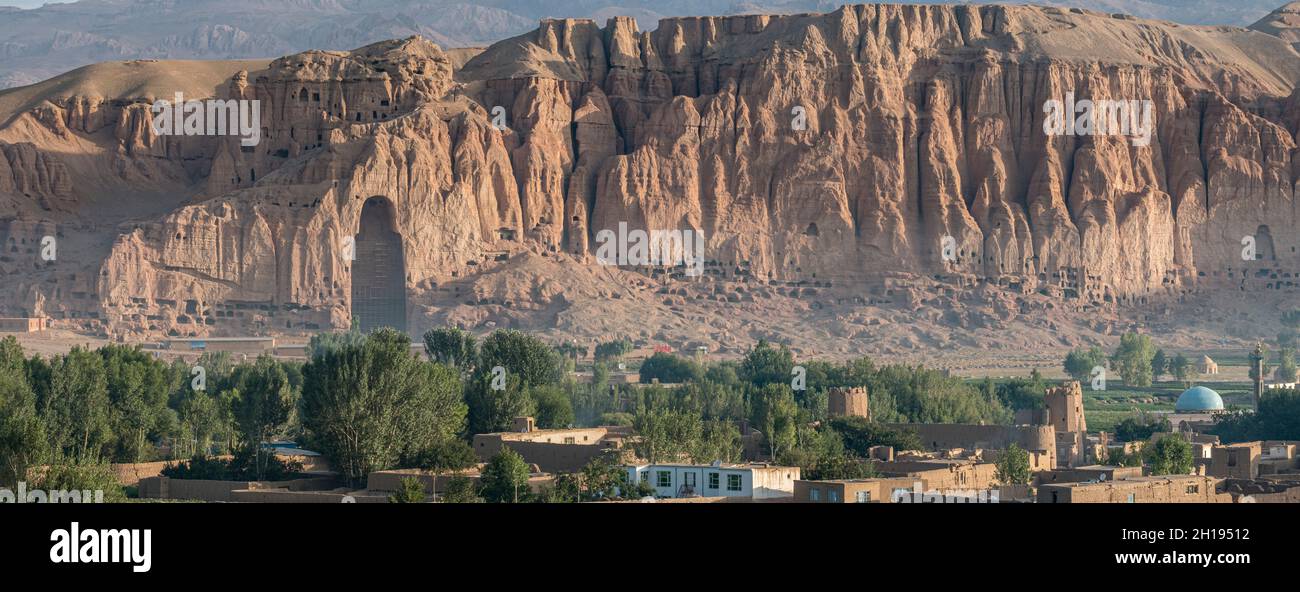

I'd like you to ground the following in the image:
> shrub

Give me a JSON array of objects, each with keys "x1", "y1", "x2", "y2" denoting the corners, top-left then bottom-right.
[{"x1": 388, "y1": 476, "x2": 428, "y2": 503}]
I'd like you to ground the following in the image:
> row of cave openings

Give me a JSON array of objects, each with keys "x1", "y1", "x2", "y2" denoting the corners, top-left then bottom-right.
[{"x1": 337, "y1": 200, "x2": 1292, "y2": 335}]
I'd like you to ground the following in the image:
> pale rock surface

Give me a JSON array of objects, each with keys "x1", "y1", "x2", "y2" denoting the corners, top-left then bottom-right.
[{"x1": 0, "y1": 4, "x2": 1298, "y2": 357}]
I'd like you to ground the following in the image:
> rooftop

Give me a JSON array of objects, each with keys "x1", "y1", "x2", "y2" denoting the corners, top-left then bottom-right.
[
  {"x1": 1175, "y1": 386, "x2": 1225, "y2": 412},
  {"x1": 626, "y1": 462, "x2": 798, "y2": 471},
  {"x1": 1042, "y1": 475, "x2": 1215, "y2": 489}
]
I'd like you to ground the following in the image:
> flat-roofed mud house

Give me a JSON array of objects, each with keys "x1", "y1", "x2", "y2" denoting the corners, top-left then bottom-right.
[
  {"x1": 794, "y1": 477, "x2": 918, "y2": 503},
  {"x1": 1037, "y1": 475, "x2": 1231, "y2": 503},
  {"x1": 886, "y1": 423, "x2": 1058, "y2": 469},
  {"x1": 472, "y1": 417, "x2": 630, "y2": 473}
]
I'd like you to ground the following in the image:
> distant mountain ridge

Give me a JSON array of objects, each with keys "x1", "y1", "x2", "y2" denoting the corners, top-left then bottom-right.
[{"x1": 0, "y1": 0, "x2": 1296, "y2": 89}]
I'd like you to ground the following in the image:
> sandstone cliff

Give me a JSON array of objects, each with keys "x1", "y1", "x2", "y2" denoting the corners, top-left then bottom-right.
[{"x1": 1, "y1": 4, "x2": 1298, "y2": 357}]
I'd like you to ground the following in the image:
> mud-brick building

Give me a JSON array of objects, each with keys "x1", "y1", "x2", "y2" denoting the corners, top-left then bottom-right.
[
  {"x1": 471, "y1": 417, "x2": 630, "y2": 473},
  {"x1": 1037, "y1": 475, "x2": 1231, "y2": 503},
  {"x1": 827, "y1": 387, "x2": 869, "y2": 420}
]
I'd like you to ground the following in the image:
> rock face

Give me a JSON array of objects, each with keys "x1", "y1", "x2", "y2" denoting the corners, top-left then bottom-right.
[
  {"x1": 1, "y1": 4, "x2": 1298, "y2": 355},
  {"x1": 3, "y1": 0, "x2": 1290, "y2": 91},
  {"x1": 1251, "y1": 2, "x2": 1300, "y2": 49}
]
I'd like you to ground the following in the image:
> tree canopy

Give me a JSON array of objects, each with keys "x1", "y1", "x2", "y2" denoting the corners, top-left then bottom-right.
[{"x1": 300, "y1": 328, "x2": 467, "y2": 485}]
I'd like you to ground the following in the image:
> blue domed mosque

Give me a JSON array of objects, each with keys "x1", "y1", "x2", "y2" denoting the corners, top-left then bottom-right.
[{"x1": 1174, "y1": 385, "x2": 1225, "y2": 413}]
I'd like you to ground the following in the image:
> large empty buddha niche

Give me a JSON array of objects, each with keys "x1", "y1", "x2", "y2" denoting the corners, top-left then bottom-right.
[
  {"x1": 1255, "y1": 225, "x2": 1275, "y2": 261},
  {"x1": 351, "y1": 197, "x2": 407, "y2": 333}
]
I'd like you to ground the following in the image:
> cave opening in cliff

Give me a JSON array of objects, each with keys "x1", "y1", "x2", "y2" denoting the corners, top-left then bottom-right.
[
  {"x1": 351, "y1": 196, "x2": 407, "y2": 334},
  {"x1": 1255, "y1": 225, "x2": 1276, "y2": 261}
]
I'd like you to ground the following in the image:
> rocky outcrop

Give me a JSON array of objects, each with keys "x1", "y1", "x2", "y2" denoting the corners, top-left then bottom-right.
[{"x1": 1, "y1": 4, "x2": 1298, "y2": 351}]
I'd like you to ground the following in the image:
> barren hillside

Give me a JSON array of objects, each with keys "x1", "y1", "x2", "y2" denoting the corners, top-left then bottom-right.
[{"x1": 1, "y1": 4, "x2": 1298, "y2": 359}]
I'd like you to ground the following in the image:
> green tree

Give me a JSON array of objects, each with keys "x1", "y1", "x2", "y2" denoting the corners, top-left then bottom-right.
[
  {"x1": 1111, "y1": 333, "x2": 1156, "y2": 387},
  {"x1": 33, "y1": 453, "x2": 126, "y2": 502},
  {"x1": 388, "y1": 476, "x2": 428, "y2": 503},
  {"x1": 1151, "y1": 349, "x2": 1168, "y2": 382},
  {"x1": 1277, "y1": 348, "x2": 1298, "y2": 383},
  {"x1": 0, "y1": 369, "x2": 47, "y2": 485},
  {"x1": 632, "y1": 407, "x2": 701, "y2": 464},
  {"x1": 0, "y1": 336, "x2": 25, "y2": 375},
  {"x1": 176, "y1": 389, "x2": 224, "y2": 457},
  {"x1": 992, "y1": 378, "x2": 1045, "y2": 411},
  {"x1": 161, "y1": 454, "x2": 232, "y2": 480},
  {"x1": 478, "y1": 330, "x2": 564, "y2": 388},
  {"x1": 43, "y1": 347, "x2": 111, "y2": 460},
  {"x1": 691, "y1": 419, "x2": 743, "y2": 464},
  {"x1": 440, "y1": 474, "x2": 482, "y2": 503},
  {"x1": 464, "y1": 373, "x2": 534, "y2": 434},
  {"x1": 529, "y1": 384, "x2": 574, "y2": 428},
  {"x1": 534, "y1": 473, "x2": 581, "y2": 503},
  {"x1": 1114, "y1": 412, "x2": 1171, "y2": 442},
  {"x1": 638, "y1": 352, "x2": 703, "y2": 384},
  {"x1": 1101, "y1": 447, "x2": 1143, "y2": 468},
  {"x1": 1279, "y1": 309, "x2": 1300, "y2": 348},
  {"x1": 422, "y1": 326, "x2": 478, "y2": 370},
  {"x1": 593, "y1": 338, "x2": 633, "y2": 363},
  {"x1": 226, "y1": 356, "x2": 295, "y2": 479},
  {"x1": 1146, "y1": 434, "x2": 1193, "y2": 475},
  {"x1": 994, "y1": 443, "x2": 1031, "y2": 485},
  {"x1": 740, "y1": 340, "x2": 795, "y2": 388},
  {"x1": 751, "y1": 384, "x2": 798, "y2": 461},
  {"x1": 1063, "y1": 347, "x2": 1107, "y2": 382},
  {"x1": 1211, "y1": 388, "x2": 1300, "y2": 442},
  {"x1": 98, "y1": 344, "x2": 171, "y2": 462},
  {"x1": 827, "y1": 416, "x2": 922, "y2": 455},
  {"x1": 480, "y1": 447, "x2": 530, "y2": 503},
  {"x1": 401, "y1": 438, "x2": 477, "y2": 472},
  {"x1": 579, "y1": 454, "x2": 626, "y2": 500},
  {"x1": 868, "y1": 364, "x2": 1006, "y2": 424},
  {"x1": 1169, "y1": 353, "x2": 1196, "y2": 386},
  {"x1": 553, "y1": 343, "x2": 585, "y2": 373},
  {"x1": 307, "y1": 329, "x2": 366, "y2": 358},
  {"x1": 301, "y1": 329, "x2": 468, "y2": 485}
]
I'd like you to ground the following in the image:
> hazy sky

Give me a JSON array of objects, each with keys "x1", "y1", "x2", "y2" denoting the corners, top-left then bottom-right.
[{"x1": 3, "y1": 1, "x2": 58, "y2": 8}]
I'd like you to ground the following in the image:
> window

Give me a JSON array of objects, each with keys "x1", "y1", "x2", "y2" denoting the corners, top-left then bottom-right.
[
  {"x1": 856, "y1": 491, "x2": 870, "y2": 503},
  {"x1": 656, "y1": 471, "x2": 672, "y2": 488},
  {"x1": 640, "y1": 471, "x2": 649, "y2": 483},
  {"x1": 810, "y1": 488, "x2": 821, "y2": 501},
  {"x1": 1186, "y1": 484, "x2": 1199, "y2": 494},
  {"x1": 708, "y1": 473, "x2": 719, "y2": 489},
  {"x1": 563, "y1": 437, "x2": 575, "y2": 444},
  {"x1": 829, "y1": 490, "x2": 839, "y2": 502},
  {"x1": 1127, "y1": 493, "x2": 1135, "y2": 503},
  {"x1": 727, "y1": 474, "x2": 742, "y2": 492}
]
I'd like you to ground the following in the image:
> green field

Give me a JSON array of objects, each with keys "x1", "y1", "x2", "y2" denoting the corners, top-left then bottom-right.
[
  {"x1": 1083, "y1": 380, "x2": 1254, "y2": 433},
  {"x1": 966, "y1": 375, "x2": 1256, "y2": 433}
]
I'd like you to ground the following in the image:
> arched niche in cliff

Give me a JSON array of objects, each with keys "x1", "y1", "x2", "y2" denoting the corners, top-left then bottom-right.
[
  {"x1": 351, "y1": 196, "x2": 407, "y2": 334},
  {"x1": 1255, "y1": 225, "x2": 1276, "y2": 261}
]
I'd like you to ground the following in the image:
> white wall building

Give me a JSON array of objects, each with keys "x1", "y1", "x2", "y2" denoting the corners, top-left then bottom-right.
[{"x1": 623, "y1": 462, "x2": 800, "y2": 499}]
